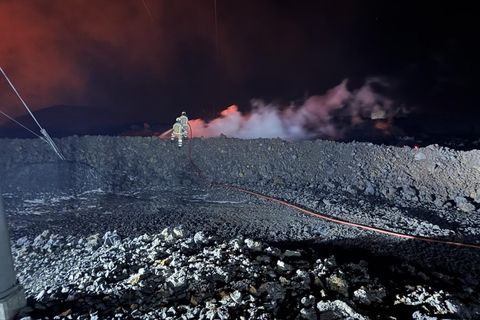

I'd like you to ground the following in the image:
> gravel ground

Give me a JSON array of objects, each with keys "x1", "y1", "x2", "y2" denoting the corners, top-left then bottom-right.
[
  {"x1": 1, "y1": 136, "x2": 480, "y2": 319},
  {"x1": 10, "y1": 228, "x2": 480, "y2": 319}
]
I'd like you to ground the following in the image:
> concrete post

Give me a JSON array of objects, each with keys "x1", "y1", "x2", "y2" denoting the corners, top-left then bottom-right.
[{"x1": 0, "y1": 194, "x2": 26, "y2": 320}]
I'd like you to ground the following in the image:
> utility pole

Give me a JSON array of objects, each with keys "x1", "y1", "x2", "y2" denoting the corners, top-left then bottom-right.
[{"x1": 0, "y1": 193, "x2": 25, "y2": 320}]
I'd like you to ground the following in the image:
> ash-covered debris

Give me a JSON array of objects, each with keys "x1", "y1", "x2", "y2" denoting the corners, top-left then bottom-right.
[{"x1": 13, "y1": 228, "x2": 480, "y2": 319}]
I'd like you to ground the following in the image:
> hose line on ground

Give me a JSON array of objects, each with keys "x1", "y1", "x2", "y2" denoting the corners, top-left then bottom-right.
[{"x1": 185, "y1": 123, "x2": 480, "y2": 250}]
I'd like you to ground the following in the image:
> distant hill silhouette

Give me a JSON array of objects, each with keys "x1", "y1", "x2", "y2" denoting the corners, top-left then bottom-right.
[
  {"x1": 2, "y1": 105, "x2": 479, "y2": 147},
  {"x1": 0, "y1": 105, "x2": 155, "y2": 138}
]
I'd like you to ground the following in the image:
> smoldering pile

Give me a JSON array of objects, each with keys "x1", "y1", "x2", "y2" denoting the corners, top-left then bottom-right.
[{"x1": 189, "y1": 78, "x2": 408, "y2": 141}]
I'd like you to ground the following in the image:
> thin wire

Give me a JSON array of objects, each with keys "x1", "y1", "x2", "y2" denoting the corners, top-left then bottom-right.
[
  {"x1": 214, "y1": 0, "x2": 219, "y2": 58},
  {"x1": 142, "y1": 0, "x2": 155, "y2": 23},
  {"x1": 0, "y1": 67, "x2": 42, "y2": 131},
  {"x1": 0, "y1": 109, "x2": 44, "y2": 139},
  {"x1": 0, "y1": 67, "x2": 65, "y2": 160}
]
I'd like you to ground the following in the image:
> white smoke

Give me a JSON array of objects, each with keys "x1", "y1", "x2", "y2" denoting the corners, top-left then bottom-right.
[{"x1": 189, "y1": 78, "x2": 403, "y2": 140}]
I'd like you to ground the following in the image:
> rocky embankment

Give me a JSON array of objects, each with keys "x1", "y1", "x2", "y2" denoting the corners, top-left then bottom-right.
[{"x1": 1, "y1": 136, "x2": 480, "y2": 213}]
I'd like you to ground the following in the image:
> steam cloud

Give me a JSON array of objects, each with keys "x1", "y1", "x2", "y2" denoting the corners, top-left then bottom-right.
[{"x1": 189, "y1": 78, "x2": 405, "y2": 140}]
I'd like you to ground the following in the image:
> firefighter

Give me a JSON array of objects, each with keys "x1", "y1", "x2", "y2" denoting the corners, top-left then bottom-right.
[
  {"x1": 176, "y1": 111, "x2": 189, "y2": 138},
  {"x1": 170, "y1": 119, "x2": 185, "y2": 147}
]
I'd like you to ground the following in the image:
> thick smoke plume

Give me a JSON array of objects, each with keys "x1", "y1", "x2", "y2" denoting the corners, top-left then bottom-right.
[
  {"x1": 0, "y1": 1, "x2": 142, "y2": 119},
  {"x1": 0, "y1": 0, "x2": 212, "y2": 122},
  {"x1": 189, "y1": 78, "x2": 404, "y2": 140}
]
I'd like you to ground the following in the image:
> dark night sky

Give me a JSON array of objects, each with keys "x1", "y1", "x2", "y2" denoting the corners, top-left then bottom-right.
[{"x1": 0, "y1": 0, "x2": 478, "y2": 135}]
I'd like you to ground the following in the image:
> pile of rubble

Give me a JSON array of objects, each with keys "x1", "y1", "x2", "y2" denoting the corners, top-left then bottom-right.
[
  {"x1": 13, "y1": 228, "x2": 480, "y2": 319},
  {"x1": 2, "y1": 137, "x2": 480, "y2": 214},
  {"x1": 2, "y1": 136, "x2": 480, "y2": 318}
]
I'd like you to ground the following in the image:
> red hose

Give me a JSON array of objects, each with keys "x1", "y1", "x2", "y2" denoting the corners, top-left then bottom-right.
[
  {"x1": 187, "y1": 122, "x2": 205, "y2": 178},
  {"x1": 217, "y1": 183, "x2": 480, "y2": 249},
  {"x1": 185, "y1": 122, "x2": 480, "y2": 250}
]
